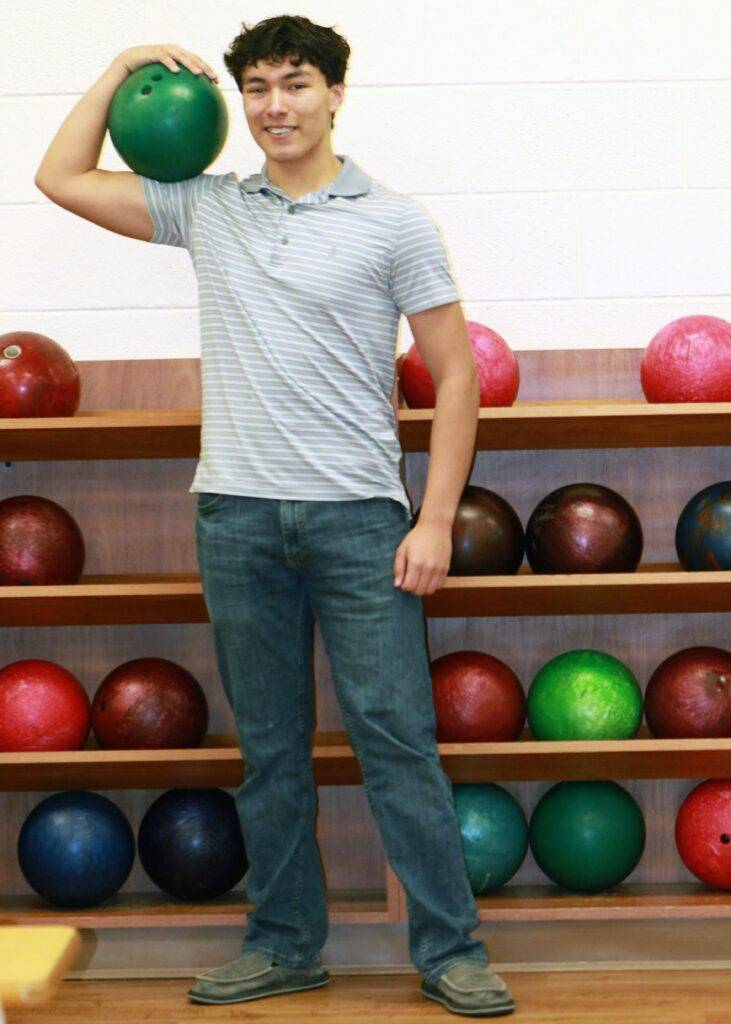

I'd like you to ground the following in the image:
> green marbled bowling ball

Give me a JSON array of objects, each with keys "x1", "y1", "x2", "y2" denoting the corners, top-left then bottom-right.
[{"x1": 527, "y1": 649, "x2": 643, "y2": 740}]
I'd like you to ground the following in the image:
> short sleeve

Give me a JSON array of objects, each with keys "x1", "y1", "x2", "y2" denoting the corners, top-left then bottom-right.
[
  {"x1": 388, "y1": 200, "x2": 461, "y2": 315},
  {"x1": 140, "y1": 173, "x2": 227, "y2": 248}
]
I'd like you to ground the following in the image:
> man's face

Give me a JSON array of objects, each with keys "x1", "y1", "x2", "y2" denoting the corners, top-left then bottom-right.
[{"x1": 242, "y1": 58, "x2": 344, "y2": 159}]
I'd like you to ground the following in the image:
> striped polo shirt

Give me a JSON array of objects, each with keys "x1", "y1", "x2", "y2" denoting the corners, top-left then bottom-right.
[{"x1": 141, "y1": 153, "x2": 460, "y2": 512}]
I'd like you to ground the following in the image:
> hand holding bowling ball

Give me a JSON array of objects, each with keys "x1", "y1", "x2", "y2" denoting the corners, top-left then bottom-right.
[
  {"x1": 109, "y1": 46, "x2": 228, "y2": 182},
  {"x1": 0, "y1": 332, "x2": 80, "y2": 417},
  {"x1": 0, "y1": 495, "x2": 85, "y2": 585},
  {"x1": 399, "y1": 321, "x2": 519, "y2": 408},
  {"x1": 641, "y1": 315, "x2": 731, "y2": 403}
]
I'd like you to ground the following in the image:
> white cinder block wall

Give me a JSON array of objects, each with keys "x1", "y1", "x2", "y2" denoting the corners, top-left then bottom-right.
[{"x1": 3, "y1": 0, "x2": 730, "y2": 360}]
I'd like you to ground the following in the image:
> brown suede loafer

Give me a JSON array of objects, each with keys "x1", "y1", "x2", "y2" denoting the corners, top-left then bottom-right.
[
  {"x1": 188, "y1": 949, "x2": 330, "y2": 1005},
  {"x1": 421, "y1": 961, "x2": 516, "y2": 1017}
]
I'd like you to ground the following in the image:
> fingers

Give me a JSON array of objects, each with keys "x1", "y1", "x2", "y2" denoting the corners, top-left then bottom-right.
[{"x1": 165, "y1": 46, "x2": 219, "y2": 81}]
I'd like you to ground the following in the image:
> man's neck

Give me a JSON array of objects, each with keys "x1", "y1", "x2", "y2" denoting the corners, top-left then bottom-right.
[{"x1": 265, "y1": 153, "x2": 344, "y2": 201}]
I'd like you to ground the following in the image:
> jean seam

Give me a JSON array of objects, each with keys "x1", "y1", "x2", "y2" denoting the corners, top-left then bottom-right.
[
  {"x1": 423, "y1": 954, "x2": 488, "y2": 986},
  {"x1": 293, "y1": 586, "x2": 311, "y2": 951}
]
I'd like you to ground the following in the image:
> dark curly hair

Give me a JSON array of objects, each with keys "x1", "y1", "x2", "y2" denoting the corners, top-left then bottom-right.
[{"x1": 223, "y1": 14, "x2": 351, "y2": 129}]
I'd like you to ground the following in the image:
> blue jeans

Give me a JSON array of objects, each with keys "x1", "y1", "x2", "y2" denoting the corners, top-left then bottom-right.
[{"x1": 195, "y1": 493, "x2": 487, "y2": 983}]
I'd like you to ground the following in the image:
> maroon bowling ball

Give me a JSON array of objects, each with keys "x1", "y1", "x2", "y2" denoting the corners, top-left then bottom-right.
[
  {"x1": 430, "y1": 650, "x2": 525, "y2": 742},
  {"x1": 645, "y1": 646, "x2": 731, "y2": 738},
  {"x1": 91, "y1": 657, "x2": 208, "y2": 749},
  {"x1": 0, "y1": 495, "x2": 85, "y2": 584},
  {"x1": 525, "y1": 483, "x2": 643, "y2": 574},
  {"x1": 414, "y1": 485, "x2": 524, "y2": 575},
  {"x1": 0, "y1": 331, "x2": 80, "y2": 417}
]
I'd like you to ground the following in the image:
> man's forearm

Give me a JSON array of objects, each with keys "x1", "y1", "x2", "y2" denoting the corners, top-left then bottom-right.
[
  {"x1": 417, "y1": 373, "x2": 480, "y2": 527},
  {"x1": 35, "y1": 60, "x2": 129, "y2": 185}
]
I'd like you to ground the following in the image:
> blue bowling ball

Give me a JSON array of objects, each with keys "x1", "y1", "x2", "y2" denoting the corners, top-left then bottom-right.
[
  {"x1": 675, "y1": 481, "x2": 731, "y2": 571},
  {"x1": 138, "y1": 788, "x2": 247, "y2": 900},
  {"x1": 452, "y1": 783, "x2": 529, "y2": 893},
  {"x1": 18, "y1": 791, "x2": 135, "y2": 908}
]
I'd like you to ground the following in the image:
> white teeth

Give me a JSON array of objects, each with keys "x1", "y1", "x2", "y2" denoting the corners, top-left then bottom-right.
[{"x1": 268, "y1": 128, "x2": 293, "y2": 135}]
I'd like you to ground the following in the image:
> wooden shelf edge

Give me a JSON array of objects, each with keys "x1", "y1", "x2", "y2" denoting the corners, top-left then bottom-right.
[
  {"x1": 0, "y1": 402, "x2": 729, "y2": 459},
  {"x1": 0, "y1": 567, "x2": 729, "y2": 625},
  {"x1": 3, "y1": 885, "x2": 728, "y2": 928},
  {"x1": 0, "y1": 890, "x2": 389, "y2": 929}
]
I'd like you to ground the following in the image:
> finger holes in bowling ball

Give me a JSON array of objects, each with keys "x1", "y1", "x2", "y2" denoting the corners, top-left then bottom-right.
[
  {"x1": 151, "y1": 73, "x2": 163, "y2": 81},
  {"x1": 722, "y1": 835, "x2": 730, "y2": 844},
  {"x1": 3, "y1": 346, "x2": 20, "y2": 359},
  {"x1": 141, "y1": 86, "x2": 152, "y2": 96}
]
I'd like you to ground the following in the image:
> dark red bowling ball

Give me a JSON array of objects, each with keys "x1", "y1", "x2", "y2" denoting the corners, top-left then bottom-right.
[
  {"x1": 644, "y1": 646, "x2": 731, "y2": 738},
  {"x1": 641, "y1": 315, "x2": 731, "y2": 403},
  {"x1": 430, "y1": 650, "x2": 525, "y2": 742},
  {"x1": 399, "y1": 321, "x2": 520, "y2": 408},
  {"x1": 0, "y1": 658, "x2": 91, "y2": 751},
  {"x1": 525, "y1": 483, "x2": 643, "y2": 574},
  {"x1": 0, "y1": 495, "x2": 85, "y2": 585},
  {"x1": 676, "y1": 779, "x2": 731, "y2": 890},
  {"x1": 91, "y1": 657, "x2": 208, "y2": 749},
  {"x1": 413, "y1": 485, "x2": 524, "y2": 575},
  {"x1": 0, "y1": 331, "x2": 80, "y2": 417}
]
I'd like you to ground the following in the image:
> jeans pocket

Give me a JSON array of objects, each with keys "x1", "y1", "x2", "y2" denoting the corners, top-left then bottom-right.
[{"x1": 196, "y1": 491, "x2": 227, "y2": 514}]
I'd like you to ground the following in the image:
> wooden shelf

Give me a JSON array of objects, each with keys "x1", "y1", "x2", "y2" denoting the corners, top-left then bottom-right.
[
  {"x1": 3, "y1": 727, "x2": 731, "y2": 790},
  {"x1": 473, "y1": 884, "x2": 731, "y2": 922},
  {"x1": 0, "y1": 566, "x2": 728, "y2": 625},
  {"x1": 2, "y1": 885, "x2": 728, "y2": 927},
  {"x1": 0, "y1": 400, "x2": 729, "y2": 460},
  {"x1": 0, "y1": 889, "x2": 390, "y2": 928}
]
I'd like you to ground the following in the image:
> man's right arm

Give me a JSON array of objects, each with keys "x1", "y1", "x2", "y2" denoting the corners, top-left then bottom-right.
[
  {"x1": 33, "y1": 45, "x2": 218, "y2": 242},
  {"x1": 34, "y1": 58, "x2": 155, "y2": 242}
]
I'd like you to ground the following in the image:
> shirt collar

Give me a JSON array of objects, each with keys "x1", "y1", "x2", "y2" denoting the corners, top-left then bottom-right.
[{"x1": 240, "y1": 154, "x2": 372, "y2": 199}]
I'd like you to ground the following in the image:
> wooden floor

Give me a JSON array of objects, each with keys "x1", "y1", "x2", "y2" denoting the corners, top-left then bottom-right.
[{"x1": 8, "y1": 970, "x2": 731, "y2": 1023}]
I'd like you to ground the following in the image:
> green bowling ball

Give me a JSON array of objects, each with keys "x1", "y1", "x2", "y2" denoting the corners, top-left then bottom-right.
[
  {"x1": 108, "y1": 64, "x2": 229, "y2": 182},
  {"x1": 529, "y1": 780, "x2": 645, "y2": 892},
  {"x1": 527, "y1": 649, "x2": 643, "y2": 740},
  {"x1": 452, "y1": 783, "x2": 529, "y2": 893}
]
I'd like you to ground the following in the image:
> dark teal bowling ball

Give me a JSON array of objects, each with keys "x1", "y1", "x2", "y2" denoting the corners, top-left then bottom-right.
[
  {"x1": 453, "y1": 783, "x2": 529, "y2": 893},
  {"x1": 675, "y1": 481, "x2": 731, "y2": 571},
  {"x1": 529, "y1": 781, "x2": 645, "y2": 892},
  {"x1": 108, "y1": 64, "x2": 228, "y2": 182}
]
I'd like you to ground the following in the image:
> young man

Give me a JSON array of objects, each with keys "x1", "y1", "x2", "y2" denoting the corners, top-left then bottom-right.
[{"x1": 34, "y1": 14, "x2": 515, "y2": 1018}]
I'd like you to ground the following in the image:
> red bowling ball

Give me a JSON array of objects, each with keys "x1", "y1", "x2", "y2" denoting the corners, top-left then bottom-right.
[
  {"x1": 430, "y1": 650, "x2": 525, "y2": 742},
  {"x1": 0, "y1": 331, "x2": 80, "y2": 417},
  {"x1": 645, "y1": 646, "x2": 731, "y2": 738},
  {"x1": 0, "y1": 495, "x2": 85, "y2": 585},
  {"x1": 0, "y1": 659, "x2": 90, "y2": 751},
  {"x1": 91, "y1": 657, "x2": 209, "y2": 749},
  {"x1": 399, "y1": 321, "x2": 519, "y2": 408},
  {"x1": 676, "y1": 779, "x2": 731, "y2": 890},
  {"x1": 641, "y1": 315, "x2": 731, "y2": 403}
]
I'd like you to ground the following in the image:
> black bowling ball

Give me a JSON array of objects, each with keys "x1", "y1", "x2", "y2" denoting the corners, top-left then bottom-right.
[{"x1": 138, "y1": 788, "x2": 247, "y2": 901}]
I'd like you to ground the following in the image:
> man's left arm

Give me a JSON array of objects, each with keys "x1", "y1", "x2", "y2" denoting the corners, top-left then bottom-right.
[{"x1": 393, "y1": 300, "x2": 479, "y2": 595}]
